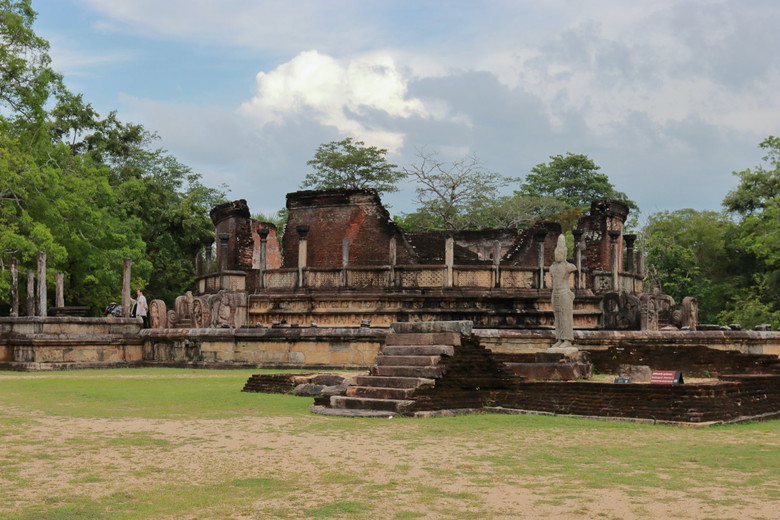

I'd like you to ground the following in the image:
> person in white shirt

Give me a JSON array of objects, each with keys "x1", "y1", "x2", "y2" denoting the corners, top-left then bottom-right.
[{"x1": 136, "y1": 288, "x2": 149, "y2": 329}]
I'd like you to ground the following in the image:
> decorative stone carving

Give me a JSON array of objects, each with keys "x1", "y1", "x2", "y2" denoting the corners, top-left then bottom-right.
[
  {"x1": 549, "y1": 234, "x2": 577, "y2": 351},
  {"x1": 171, "y1": 291, "x2": 194, "y2": 327},
  {"x1": 149, "y1": 299, "x2": 168, "y2": 329},
  {"x1": 681, "y1": 296, "x2": 698, "y2": 330},
  {"x1": 206, "y1": 290, "x2": 247, "y2": 328},
  {"x1": 640, "y1": 289, "x2": 675, "y2": 331},
  {"x1": 601, "y1": 290, "x2": 641, "y2": 330},
  {"x1": 192, "y1": 297, "x2": 210, "y2": 328}
]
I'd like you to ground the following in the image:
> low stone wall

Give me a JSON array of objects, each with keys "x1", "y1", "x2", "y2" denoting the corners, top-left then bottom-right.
[
  {"x1": 490, "y1": 374, "x2": 780, "y2": 424},
  {"x1": 3, "y1": 319, "x2": 780, "y2": 372},
  {"x1": 0, "y1": 317, "x2": 143, "y2": 368},
  {"x1": 480, "y1": 329, "x2": 780, "y2": 357},
  {"x1": 142, "y1": 327, "x2": 385, "y2": 368}
]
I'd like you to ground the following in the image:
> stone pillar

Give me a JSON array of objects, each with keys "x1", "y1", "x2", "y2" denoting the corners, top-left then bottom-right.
[
  {"x1": 257, "y1": 228, "x2": 269, "y2": 289},
  {"x1": 341, "y1": 238, "x2": 349, "y2": 287},
  {"x1": 623, "y1": 234, "x2": 636, "y2": 273},
  {"x1": 493, "y1": 240, "x2": 501, "y2": 287},
  {"x1": 572, "y1": 229, "x2": 583, "y2": 292},
  {"x1": 201, "y1": 236, "x2": 215, "y2": 275},
  {"x1": 55, "y1": 272, "x2": 65, "y2": 308},
  {"x1": 10, "y1": 257, "x2": 19, "y2": 317},
  {"x1": 608, "y1": 230, "x2": 621, "y2": 290},
  {"x1": 445, "y1": 236, "x2": 454, "y2": 288},
  {"x1": 389, "y1": 237, "x2": 397, "y2": 287},
  {"x1": 623, "y1": 234, "x2": 637, "y2": 294},
  {"x1": 533, "y1": 229, "x2": 548, "y2": 289},
  {"x1": 36, "y1": 251, "x2": 46, "y2": 317},
  {"x1": 296, "y1": 225, "x2": 310, "y2": 288},
  {"x1": 218, "y1": 233, "x2": 230, "y2": 272},
  {"x1": 26, "y1": 270, "x2": 34, "y2": 316},
  {"x1": 637, "y1": 249, "x2": 646, "y2": 279},
  {"x1": 122, "y1": 257, "x2": 132, "y2": 317}
]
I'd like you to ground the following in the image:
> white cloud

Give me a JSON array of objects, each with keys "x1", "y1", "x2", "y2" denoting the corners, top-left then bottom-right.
[{"x1": 239, "y1": 50, "x2": 440, "y2": 151}]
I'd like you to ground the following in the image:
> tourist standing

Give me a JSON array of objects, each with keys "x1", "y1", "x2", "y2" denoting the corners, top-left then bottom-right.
[{"x1": 136, "y1": 289, "x2": 149, "y2": 329}]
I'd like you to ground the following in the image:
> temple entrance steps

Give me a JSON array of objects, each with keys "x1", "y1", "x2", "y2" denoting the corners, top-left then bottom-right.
[{"x1": 314, "y1": 321, "x2": 517, "y2": 417}]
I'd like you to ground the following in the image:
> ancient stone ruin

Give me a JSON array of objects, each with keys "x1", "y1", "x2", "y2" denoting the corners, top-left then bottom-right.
[
  {"x1": 164, "y1": 189, "x2": 683, "y2": 333},
  {"x1": 2, "y1": 187, "x2": 780, "y2": 425}
]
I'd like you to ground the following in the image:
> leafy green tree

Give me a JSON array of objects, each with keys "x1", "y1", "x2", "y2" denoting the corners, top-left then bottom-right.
[
  {"x1": 718, "y1": 136, "x2": 780, "y2": 327},
  {"x1": 518, "y1": 153, "x2": 636, "y2": 210},
  {"x1": 641, "y1": 209, "x2": 738, "y2": 323},
  {"x1": 0, "y1": 0, "x2": 62, "y2": 134},
  {"x1": 0, "y1": 2, "x2": 224, "y2": 312},
  {"x1": 301, "y1": 137, "x2": 404, "y2": 197},
  {"x1": 401, "y1": 151, "x2": 514, "y2": 231}
]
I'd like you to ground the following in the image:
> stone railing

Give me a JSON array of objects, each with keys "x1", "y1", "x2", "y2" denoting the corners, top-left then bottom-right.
[{"x1": 197, "y1": 265, "x2": 643, "y2": 295}]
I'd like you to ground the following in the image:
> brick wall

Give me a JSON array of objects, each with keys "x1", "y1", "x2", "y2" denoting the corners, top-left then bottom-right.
[
  {"x1": 490, "y1": 374, "x2": 780, "y2": 423},
  {"x1": 283, "y1": 189, "x2": 415, "y2": 268}
]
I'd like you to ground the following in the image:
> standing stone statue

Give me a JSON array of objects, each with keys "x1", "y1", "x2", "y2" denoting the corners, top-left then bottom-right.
[{"x1": 549, "y1": 234, "x2": 577, "y2": 352}]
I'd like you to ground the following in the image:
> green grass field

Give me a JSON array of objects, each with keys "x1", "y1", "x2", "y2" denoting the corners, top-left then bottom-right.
[{"x1": 0, "y1": 368, "x2": 778, "y2": 520}]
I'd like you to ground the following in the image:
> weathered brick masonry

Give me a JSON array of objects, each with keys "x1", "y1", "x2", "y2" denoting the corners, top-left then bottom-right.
[{"x1": 490, "y1": 374, "x2": 780, "y2": 423}]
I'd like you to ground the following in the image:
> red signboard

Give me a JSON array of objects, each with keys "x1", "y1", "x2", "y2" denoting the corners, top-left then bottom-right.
[{"x1": 651, "y1": 370, "x2": 684, "y2": 385}]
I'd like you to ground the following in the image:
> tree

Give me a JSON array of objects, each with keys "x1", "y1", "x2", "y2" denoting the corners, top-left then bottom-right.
[
  {"x1": 641, "y1": 209, "x2": 738, "y2": 323},
  {"x1": 718, "y1": 136, "x2": 780, "y2": 327},
  {"x1": 517, "y1": 153, "x2": 636, "y2": 210},
  {"x1": 464, "y1": 195, "x2": 568, "y2": 231},
  {"x1": 301, "y1": 137, "x2": 404, "y2": 197},
  {"x1": 400, "y1": 150, "x2": 513, "y2": 231},
  {"x1": 0, "y1": 0, "x2": 62, "y2": 134},
  {"x1": 0, "y1": 3, "x2": 224, "y2": 312}
]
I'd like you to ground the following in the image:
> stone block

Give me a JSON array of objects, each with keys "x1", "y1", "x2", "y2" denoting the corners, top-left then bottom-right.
[
  {"x1": 390, "y1": 321, "x2": 473, "y2": 335},
  {"x1": 385, "y1": 332, "x2": 461, "y2": 347},
  {"x1": 618, "y1": 364, "x2": 652, "y2": 383}
]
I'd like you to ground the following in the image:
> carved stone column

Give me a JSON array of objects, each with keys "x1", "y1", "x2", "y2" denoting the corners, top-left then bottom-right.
[
  {"x1": 493, "y1": 240, "x2": 501, "y2": 287},
  {"x1": 36, "y1": 251, "x2": 46, "y2": 317},
  {"x1": 55, "y1": 272, "x2": 65, "y2": 308},
  {"x1": 10, "y1": 257, "x2": 18, "y2": 317},
  {"x1": 623, "y1": 234, "x2": 636, "y2": 272},
  {"x1": 218, "y1": 233, "x2": 230, "y2": 272},
  {"x1": 296, "y1": 225, "x2": 310, "y2": 288},
  {"x1": 26, "y1": 270, "x2": 34, "y2": 316},
  {"x1": 257, "y1": 228, "x2": 269, "y2": 289},
  {"x1": 389, "y1": 237, "x2": 397, "y2": 287},
  {"x1": 533, "y1": 228, "x2": 548, "y2": 289},
  {"x1": 201, "y1": 236, "x2": 215, "y2": 275},
  {"x1": 341, "y1": 238, "x2": 349, "y2": 287},
  {"x1": 445, "y1": 236, "x2": 454, "y2": 288},
  {"x1": 608, "y1": 230, "x2": 621, "y2": 291},
  {"x1": 624, "y1": 233, "x2": 637, "y2": 293},
  {"x1": 122, "y1": 257, "x2": 132, "y2": 319}
]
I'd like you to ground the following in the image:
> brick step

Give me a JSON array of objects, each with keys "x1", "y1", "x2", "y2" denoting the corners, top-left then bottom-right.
[
  {"x1": 346, "y1": 386, "x2": 416, "y2": 399},
  {"x1": 330, "y1": 395, "x2": 414, "y2": 413},
  {"x1": 353, "y1": 375, "x2": 436, "y2": 389},
  {"x1": 385, "y1": 332, "x2": 461, "y2": 347},
  {"x1": 371, "y1": 365, "x2": 445, "y2": 378},
  {"x1": 382, "y1": 345, "x2": 455, "y2": 356},
  {"x1": 375, "y1": 355, "x2": 441, "y2": 366}
]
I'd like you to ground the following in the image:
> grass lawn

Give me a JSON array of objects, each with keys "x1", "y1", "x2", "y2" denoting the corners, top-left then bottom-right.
[{"x1": 0, "y1": 368, "x2": 778, "y2": 520}]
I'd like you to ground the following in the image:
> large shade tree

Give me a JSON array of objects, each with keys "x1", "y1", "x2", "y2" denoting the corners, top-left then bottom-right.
[
  {"x1": 0, "y1": 1, "x2": 224, "y2": 312},
  {"x1": 517, "y1": 153, "x2": 636, "y2": 210},
  {"x1": 301, "y1": 137, "x2": 404, "y2": 198}
]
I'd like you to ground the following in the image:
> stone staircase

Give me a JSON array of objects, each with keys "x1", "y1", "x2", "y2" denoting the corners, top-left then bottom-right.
[{"x1": 314, "y1": 321, "x2": 516, "y2": 417}]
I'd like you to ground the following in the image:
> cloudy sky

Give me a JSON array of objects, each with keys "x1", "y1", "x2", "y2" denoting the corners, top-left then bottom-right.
[{"x1": 32, "y1": 0, "x2": 780, "y2": 221}]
